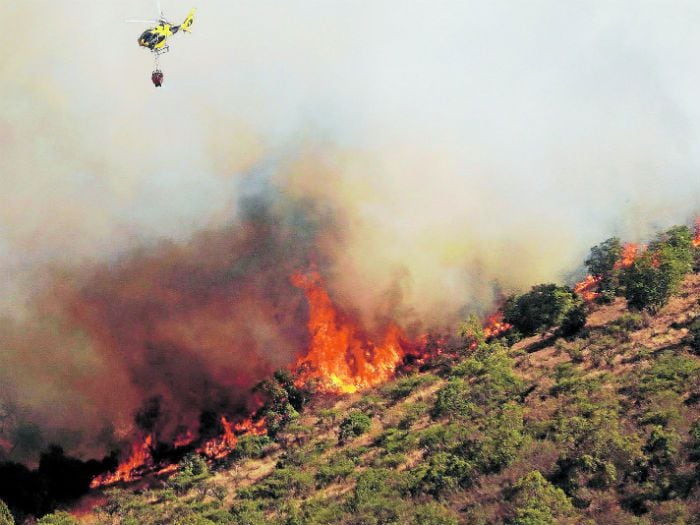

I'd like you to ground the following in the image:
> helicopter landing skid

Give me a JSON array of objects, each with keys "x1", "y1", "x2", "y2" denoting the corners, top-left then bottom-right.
[{"x1": 151, "y1": 46, "x2": 170, "y2": 56}]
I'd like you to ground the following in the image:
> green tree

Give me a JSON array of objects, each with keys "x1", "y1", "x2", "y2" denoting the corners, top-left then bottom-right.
[
  {"x1": 504, "y1": 284, "x2": 581, "y2": 336},
  {"x1": 0, "y1": 499, "x2": 13, "y2": 525},
  {"x1": 585, "y1": 237, "x2": 623, "y2": 301}
]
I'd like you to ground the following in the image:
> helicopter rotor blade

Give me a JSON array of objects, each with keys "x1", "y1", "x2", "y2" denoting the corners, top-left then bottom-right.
[{"x1": 126, "y1": 19, "x2": 160, "y2": 24}]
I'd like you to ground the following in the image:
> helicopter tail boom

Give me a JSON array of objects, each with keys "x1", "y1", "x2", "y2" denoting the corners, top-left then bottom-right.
[{"x1": 181, "y1": 8, "x2": 195, "y2": 32}]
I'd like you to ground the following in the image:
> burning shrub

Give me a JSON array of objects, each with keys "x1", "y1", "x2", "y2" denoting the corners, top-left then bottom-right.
[
  {"x1": 585, "y1": 237, "x2": 624, "y2": 303},
  {"x1": 623, "y1": 226, "x2": 695, "y2": 313}
]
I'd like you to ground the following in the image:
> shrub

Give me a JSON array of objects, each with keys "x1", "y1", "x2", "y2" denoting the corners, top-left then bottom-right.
[
  {"x1": 229, "y1": 501, "x2": 268, "y2": 525},
  {"x1": 230, "y1": 435, "x2": 271, "y2": 460},
  {"x1": 689, "y1": 318, "x2": 700, "y2": 355},
  {"x1": 646, "y1": 501, "x2": 690, "y2": 525},
  {"x1": 36, "y1": 512, "x2": 79, "y2": 525},
  {"x1": 381, "y1": 374, "x2": 438, "y2": 402},
  {"x1": 419, "y1": 424, "x2": 470, "y2": 453},
  {"x1": 316, "y1": 408, "x2": 341, "y2": 430},
  {"x1": 447, "y1": 344, "x2": 524, "y2": 408},
  {"x1": 432, "y1": 379, "x2": 478, "y2": 420},
  {"x1": 167, "y1": 454, "x2": 210, "y2": 495},
  {"x1": 457, "y1": 314, "x2": 487, "y2": 347},
  {"x1": 239, "y1": 467, "x2": 314, "y2": 500},
  {"x1": 559, "y1": 302, "x2": 587, "y2": 337},
  {"x1": 509, "y1": 471, "x2": 579, "y2": 525},
  {"x1": 375, "y1": 427, "x2": 419, "y2": 454},
  {"x1": 398, "y1": 402, "x2": 429, "y2": 429},
  {"x1": 637, "y1": 352, "x2": 700, "y2": 396},
  {"x1": 0, "y1": 500, "x2": 13, "y2": 525},
  {"x1": 315, "y1": 453, "x2": 355, "y2": 487},
  {"x1": 409, "y1": 452, "x2": 476, "y2": 496},
  {"x1": 411, "y1": 502, "x2": 459, "y2": 525},
  {"x1": 338, "y1": 411, "x2": 372, "y2": 444},
  {"x1": 375, "y1": 452, "x2": 407, "y2": 468},
  {"x1": 554, "y1": 339, "x2": 585, "y2": 363},
  {"x1": 347, "y1": 468, "x2": 406, "y2": 524},
  {"x1": 612, "y1": 312, "x2": 646, "y2": 331},
  {"x1": 549, "y1": 363, "x2": 589, "y2": 397},
  {"x1": 504, "y1": 284, "x2": 583, "y2": 336},
  {"x1": 468, "y1": 402, "x2": 526, "y2": 473},
  {"x1": 253, "y1": 373, "x2": 301, "y2": 437}
]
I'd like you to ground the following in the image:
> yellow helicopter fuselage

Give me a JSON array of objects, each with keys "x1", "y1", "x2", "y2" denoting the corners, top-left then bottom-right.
[
  {"x1": 138, "y1": 23, "x2": 176, "y2": 50},
  {"x1": 137, "y1": 9, "x2": 195, "y2": 51}
]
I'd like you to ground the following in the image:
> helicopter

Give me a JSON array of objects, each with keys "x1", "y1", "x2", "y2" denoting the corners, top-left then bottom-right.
[{"x1": 129, "y1": 2, "x2": 196, "y2": 87}]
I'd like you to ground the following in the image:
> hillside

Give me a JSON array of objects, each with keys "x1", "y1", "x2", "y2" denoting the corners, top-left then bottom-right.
[{"x1": 20, "y1": 271, "x2": 698, "y2": 525}]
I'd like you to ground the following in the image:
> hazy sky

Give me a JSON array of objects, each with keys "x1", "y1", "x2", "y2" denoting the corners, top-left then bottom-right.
[{"x1": 2, "y1": 0, "x2": 700, "y2": 313}]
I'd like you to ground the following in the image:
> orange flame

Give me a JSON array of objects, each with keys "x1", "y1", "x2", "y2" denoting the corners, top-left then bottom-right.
[
  {"x1": 482, "y1": 311, "x2": 512, "y2": 340},
  {"x1": 573, "y1": 242, "x2": 645, "y2": 304},
  {"x1": 693, "y1": 218, "x2": 700, "y2": 248},
  {"x1": 573, "y1": 274, "x2": 602, "y2": 302},
  {"x1": 198, "y1": 416, "x2": 266, "y2": 460},
  {"x1": 614, "y1": 243, "x2": 640, "y2": 269},
  {"x1": 292, "y1": 271, "x2": 405, "y2": 394},
  {"x1": 198, "y1": 417, "x2": 238, "y2": 459},
  {"x1": 173, "y1": 430, "x2": 195, "y2": 449},
  {"x1": 91, "y1": 415, "x2": 268, "y2": 488},
  {"x1": 89, "y1": 434, "x2": 153, "y2": 488}
]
